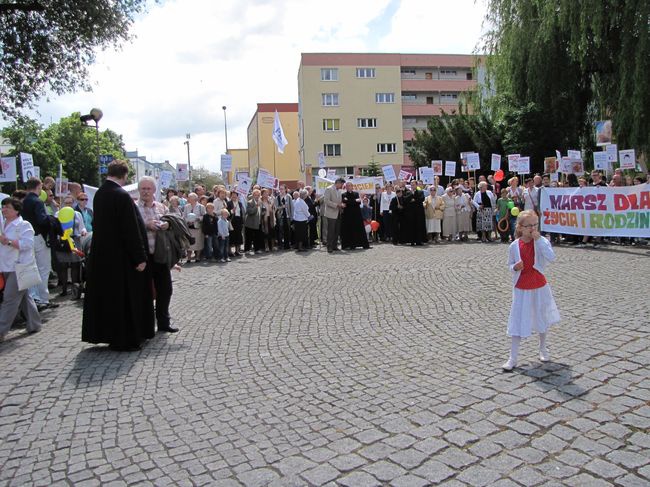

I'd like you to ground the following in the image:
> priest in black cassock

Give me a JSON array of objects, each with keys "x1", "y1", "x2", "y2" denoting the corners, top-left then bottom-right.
[
  {"x1": 82, "y1": 160, "x2": 155, "y2": 351},
  {"x1": 340, "y1": 182, "x2": 370, "y2": 250}
]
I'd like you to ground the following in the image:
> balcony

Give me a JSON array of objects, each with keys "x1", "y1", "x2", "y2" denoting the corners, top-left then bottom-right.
[
  {"x1": 403, "y1": 129, "x2": 414, "y2": 141},
  {"x1": 402, "y1": 104, "x2": 462, "y2": 117},
  {"x1": 401, "y1": 79, "x2": 476, "y2": 92}
]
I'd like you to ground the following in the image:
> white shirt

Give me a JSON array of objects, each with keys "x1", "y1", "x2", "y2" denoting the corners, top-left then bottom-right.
[
  {"x1": 292, "y1": 198, "x2": 311, "y2": 222},
  {"x1": 0, "y1": 216, "x2": 35, "y2": 272},
  {"x1": 380, "y1": 191, "x2": 395, "y2": 212},
  {"x1": 523, "y1": 187, "x2": 539, "y2": 211}
]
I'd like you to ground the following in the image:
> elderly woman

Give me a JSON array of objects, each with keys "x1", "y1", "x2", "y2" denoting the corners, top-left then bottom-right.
[
  {"x1": 183, "y1": 192, "x2": 206, "y2": 262},
  {"x1": 167, "y1": 195, "x2": 182, "y2": 215},
  {"x1": 260, "y1": 189, "x2": 276, "y2": 251},
  {"x1": 0, "y1": 198, "x2": 42, "y2": 341},
  {"x1": 76, "y1": 192, "x2": 93, "y2": 232},
  {"x1": 455, "y1": 186, "x2": 473, "y2": 241},
  {"x1": 292, "y1": 189, "x2": 311, "y2": 252},
  {"x1": 441, "y1": 186, "x2": 457, "y2": 242},
  {"x1": 423, "y1": 186, "x2": 444, "y2": 243},
  {"x1": 473, "y1": 181, "x2": 497, "y2": 242}
]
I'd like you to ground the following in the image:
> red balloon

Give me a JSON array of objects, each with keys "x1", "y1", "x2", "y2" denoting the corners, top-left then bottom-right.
[
  {"x1": 494, "y1": 169, "x2": 505, "y2": 182},
  {"x1": 370, "y1": 220, "x2": 380, "y2": 232}
]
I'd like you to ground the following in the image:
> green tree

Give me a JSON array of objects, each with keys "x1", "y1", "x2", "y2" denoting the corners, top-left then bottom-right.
[
  {"x1": 362, "y1": 158, "x2": 381, "y2": 176},
  {"x1": 192, "y1": 167, "x2": 224, "y2": 190},
  {"x1": 481, "y1": 0, "x2": 650, "y2": 157},
  {"x1": 0, "y1": 0, "x2": 150, "y2": 118}
]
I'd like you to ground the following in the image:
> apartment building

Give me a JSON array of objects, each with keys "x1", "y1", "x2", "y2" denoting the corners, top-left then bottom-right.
[
  {"x1": 225, "y1": 148, "x2": 249, "y2": 186},
  {"x1": 298, "y1": 53, "x2": 480, "y2": 178},
  {"x1": 247, "y1": 103, "x2": 302, "y2": 186}
]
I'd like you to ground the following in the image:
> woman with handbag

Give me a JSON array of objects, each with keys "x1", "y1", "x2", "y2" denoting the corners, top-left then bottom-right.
[{"x1": 0, "y1": 197, "x2": 42, "y2": 342}]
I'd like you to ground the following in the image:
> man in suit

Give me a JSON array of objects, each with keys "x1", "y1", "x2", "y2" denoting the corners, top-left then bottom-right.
[
  {"x1": 322, "y1": 178, "x2": 345, "y2": 253},
  {"x1": 275, "y1": 185, "x2": 293, "y2": 250},
  {"x1": 82, "y1": 161, "x2": 155, "y2": 351},
  {"x1": 244, "y1": 189, "x2": 263, "y2": 254}
]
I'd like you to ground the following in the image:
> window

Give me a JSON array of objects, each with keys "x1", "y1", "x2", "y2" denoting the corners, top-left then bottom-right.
[
  {"x1": 426, "y1": 96, "x2": 434, "y2": 105},
  {"x1": 356, "y1": 67, "x2": 376, "y2": 78},
  {"x1": 401, "y1": 69, "x2": 416, "y2": 77},
  {"x1": 322, "y1": 93, "x2": 339, "y2": 106},
  {"x1": 377, "y1": 143, "x2": 396, "y2": 153},
  {"x1": 324, "y1": 144, "x2": 341, "y2": 156},
  {"x1": 322, "y1": 119, "x2": 340, "y2": 131},
  {"x1": 357, "y1": 118, "x2": 377, "y2": 128},
  {"x1": 440, "y1": 69, "x2": 457, "y2": 77},
  {"x1": 466, "y1": 72, "x2": 473, "y2": 80},
  {"x1": 375, "y1": 92, "x2": 394, "y2": 103},
  {"x1": 440, "y1": 93, "x2": 459, "y2": 103},
  {"x1": 425, "y1": 72, "x2": 433, "y2": 80},
  {"x1": 402, "y1": 94, "x2": 417, "y2": 101},
  {"x1": 320, "y1": 68, "x2": 338, "y2": 81}
]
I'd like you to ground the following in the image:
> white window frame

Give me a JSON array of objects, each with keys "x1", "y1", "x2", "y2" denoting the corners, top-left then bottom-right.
[
  {"x1": 320, "y1": 68, "x2": 338, "y2": 81},
  {"x1": 440, "y1": 92, "x2": 459, "y2": 103},
  {"x1": 377, "y1": 143, "x2": 396, "y2": 154},
  {"x1": 357, "y1": 118, "x2": 377, "y2": 129},
  {"x1": 324, "y1": 144, "x2": 341, "y2": 157},
  {"x1": 322, "y1": 93, "x2": 339, "y2": 106},
  {"x1": 375, "y1": 92, "x2": 395, "y2": 104},
  {"x1": 401, "y1": 94, "x2": 417, "y2": 101},
  {"x1": 401, "y1": 69, "x2": 416, "y2": 77},
  {"x1": 322, "y1": 119, "x2": 340, "y2": 131},
  {"x1": 440, "y1": 69, "x2": 458, "y2": 77},
  {"x1": 356, "y1": 67, "x2": 376, "y2": 78}
]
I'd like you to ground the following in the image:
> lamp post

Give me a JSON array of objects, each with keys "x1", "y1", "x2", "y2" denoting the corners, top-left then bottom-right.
[
  {"x1": 222, "y1": 106, "x2": 229, "y2": 184},
  {"x1": 80, "y1": 108, "x2": 103, "y2": 184},
  {"x1": 184, "y1": 133, "x2": 191, "y2": 190}
]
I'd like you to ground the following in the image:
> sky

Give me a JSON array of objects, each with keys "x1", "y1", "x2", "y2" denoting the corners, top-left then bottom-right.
[{"x1": 5, "y1": 0, "x2": 488, "y2": 173}]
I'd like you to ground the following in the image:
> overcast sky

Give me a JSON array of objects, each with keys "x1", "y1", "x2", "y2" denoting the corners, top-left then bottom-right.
[{"x1": 5, "y1": 0, "x2": 488, "y2": 173}]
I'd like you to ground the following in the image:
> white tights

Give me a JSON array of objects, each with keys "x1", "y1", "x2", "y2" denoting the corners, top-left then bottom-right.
[{"x1": 509, "y1": 333, "x2": 547, "y2": 361}]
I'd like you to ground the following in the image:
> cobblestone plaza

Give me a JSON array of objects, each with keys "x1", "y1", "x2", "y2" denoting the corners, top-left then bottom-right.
[{"x1": 1, "y1": 242, "x2": 649, "y2": 486}]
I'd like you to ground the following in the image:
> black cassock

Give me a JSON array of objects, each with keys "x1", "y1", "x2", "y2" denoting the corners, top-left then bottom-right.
[
  {"x1": 402, "y1": 188, "x2": 427, "y2": 244},
  {"x1": 389, "y1": 195, "x2": 404, "y2": 244},
  {"x1": 82, "y1": 180, "x2": 155, "y2": 348},
  {"x1": 341, "y1": 191, "x2": 369, "y2": 249}
]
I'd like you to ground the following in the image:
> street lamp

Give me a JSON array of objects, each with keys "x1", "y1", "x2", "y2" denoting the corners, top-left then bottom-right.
[
  {"x1": 183, "y1": 133, "x2": 191, "y2": 190},
  {"x1": 222, "y1": 106, "x2": 229, "y2": 184},
  {"x1": 80, "y1": 108, "x2": 103, "y2": 184}
]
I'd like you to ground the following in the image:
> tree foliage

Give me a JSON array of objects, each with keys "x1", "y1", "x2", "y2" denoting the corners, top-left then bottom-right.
[
  {"x1": 1, "y1": 113, "x2": 125, "y2": 186},
  {"x1": 0, "y1": 0, "x2": 149, "y2": 118},
  {"x1": 481, "y1": 0, "x2": 650, "y2": 155}
]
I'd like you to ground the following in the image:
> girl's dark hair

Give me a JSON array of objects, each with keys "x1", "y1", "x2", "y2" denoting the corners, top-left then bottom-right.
[{"x1": 2, "y1": 197, "x2": 23, "y2": 212}]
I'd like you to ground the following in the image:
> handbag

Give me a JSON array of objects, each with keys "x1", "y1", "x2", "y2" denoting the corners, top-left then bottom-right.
[{"x1": 15, "y1": 259, "x2": 42, "y2": 291}]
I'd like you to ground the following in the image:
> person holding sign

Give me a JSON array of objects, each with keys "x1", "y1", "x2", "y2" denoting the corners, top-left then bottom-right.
[
  {"x1": 341, "y1": 182, "x2": 370, "y2": 250},
  {"x1": 503, "y1": 210, "x2": 560, "y2": 371}
]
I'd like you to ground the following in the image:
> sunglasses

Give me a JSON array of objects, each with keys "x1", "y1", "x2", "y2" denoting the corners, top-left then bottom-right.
[{"x1": 78, "y1": 198, "x2": 88, "y2": 201}]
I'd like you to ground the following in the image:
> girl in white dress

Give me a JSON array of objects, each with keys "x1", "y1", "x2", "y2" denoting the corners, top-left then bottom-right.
[{"x1": 503, "y1": 210, "x2": 560, "y2": 371}]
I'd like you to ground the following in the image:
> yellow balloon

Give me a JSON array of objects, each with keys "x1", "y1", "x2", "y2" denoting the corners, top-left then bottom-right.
[
  {"x1": 39, "y1": 190, "x2": 47, "y2": 201},
  {"x1": 511, "y1": 207, "x2": 520, "y2": 217},
  {"x1": 58, "y1": 206, "x2": 75, "y2": 224}
]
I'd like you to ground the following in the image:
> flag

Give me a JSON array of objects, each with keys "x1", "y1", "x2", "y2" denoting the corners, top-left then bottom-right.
[{"x1": 272, "y1": 110, "x2": 288, "y2": 154}]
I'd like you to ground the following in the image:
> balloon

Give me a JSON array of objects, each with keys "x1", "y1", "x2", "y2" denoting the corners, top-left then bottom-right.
[
  {"x1": 417, "y1": 187, "x2": 422, "y2": 191},
  {"x1": 511, "y1": 207, "x2": 520, "y2": 217},
  {"x1": 370, "y1": 220, "x2": 380, "y2": 232},
  {"x1": 507, "y1": 201, "x2": 515, "y2": 209},
  {"x1": 365, "y1": 224, "x2": 371, "y2": 233},
  {"x1": 494, "y1": 169, "x2": 505, "y2": 182},
  {"x1": 57, "y1": 207, "x2": 77, "y2": 252},
  {"x1": 186, "y1": 212, "x2": 197, "y2": 223},
  {"x1": 39, "y1": 190, "x2": 47, "y2": 201}
]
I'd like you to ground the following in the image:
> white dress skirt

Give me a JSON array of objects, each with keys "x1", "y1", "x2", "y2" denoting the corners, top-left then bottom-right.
[
  {"x1": 507, "y1": 284, "x2": 560, "y2": 337},
  {"x1": 426, "y1": 218, "x2": 441, "y2": 233}
]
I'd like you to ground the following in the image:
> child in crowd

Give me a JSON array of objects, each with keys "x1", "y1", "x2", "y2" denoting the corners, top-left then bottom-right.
[
  {"x1": 496, "y1": 188, "x2": 514, "y2": 242},
  {"x1": 202, "y1": 203, "x2": 218, "y2": 260},
  {"x1": 503, "y1": 210, "x2": 560, "y2": 371},
  {"x1": 217, "y1": 208, "x2": 231, "y2": 263}
]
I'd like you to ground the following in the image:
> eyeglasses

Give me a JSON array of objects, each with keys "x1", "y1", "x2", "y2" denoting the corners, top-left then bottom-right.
[{"x1": 78, "y1": 198, "x2": 88, "y2": 201}]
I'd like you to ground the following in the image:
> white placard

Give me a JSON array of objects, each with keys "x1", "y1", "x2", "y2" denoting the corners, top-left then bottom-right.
[
  {"x1": 593, "y1": 152, "x2": 610, "y2": 171},
  {"x1": 517, "y1": 156, "x2": 530, "y2": 174},
  {"x1": 236, "y1": 176, "x2": 252, "y2": 199},
  {"x1": 220, "y1": 154, "x2": 233, "y2": 172},
  {"x1": 466, "y1": 152, "x2": 480, "y2": 171},
  {"x1": 444, "y1": 161, "x2": 456, "y2": 177},
  {"x1": 555, "y1": 150, "x2": 562, "y2": 162},
  {"x1": 491, "y1": 154, "x2": 501, "y2": 171},
  {"x1": 33, "y1": 166, "x2": 40, "y2": 179},
  {"x1": 507, "y1": 154, "x2": 520, "y2": 173},
  {"x1": 176, "y1": 163, "x2": 189, "y2": 181},
  {"x1": 318, "y1": 168, "x2": 326, "y2": 178},
  {"x1": 327, "y1": 169, "x2": 337, "y2": 179},
  {"x1": 257, "y1": 169, "x2": 276, "y2": 189},
  {"x1": 382, "y1": 165, "x2": 396, "y2": 182},
  {"x1": 398, "y1": 170, "x2": 412, "y2": 181},
  {"x1": 619, "y1": 149, "x2": 636, "y2": 170},
  {"x1": 159, "y1": 170, "x2": 173, "y2": 188},
  {"x1": 559, "y1": 157, "x2": 573, "y2": 174},
  {"x1": 419, "y1": 167, "x2": 435, "y2": 184},
  {"x1": 20, "y1": 152, "x2": 34, "y2": 181},
  {"x1": 567, "y1": 150, "x2": 582, "y2": 160},
  {"x1": 373, "y1": 176, "x2": 384, "y2": 188},
  {"x1": 0, "y1": 156, "x2": 17, "y2": 183},
  {"x1": 605, "y1": 144, "x2": 618, "y2": 162},
  {"x1": 315, "y1": 177, "x2": 334, "y2": 195},
  {"x1": 550, "y1": 172, "x2": 559, "y2": 182},
  {"x1": 317, "y1": 152, "x2": 326, "y2": 168},
  {"x1": 432, "y1": 160, "x2": 443, "y2": 176}
]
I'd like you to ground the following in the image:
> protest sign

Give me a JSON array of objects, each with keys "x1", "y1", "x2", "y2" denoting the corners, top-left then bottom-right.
[
  {"x1": 491, "y1": 154, "x2": 501, "y2": 171},
  {"x1": 398, "y1": 170, "x2": 412, "y2": 181},
  {"x1": 236, "y1": 176, "x2": 252, "y2": 199},
  {"x1": 550, "y1": 173, "x2": 559, "y2": 182},
  {"x1": 315, "y1": 177, "x2": 334, "y2": 195},
  {"x1": 540, "y1": 184, "x2": 650, "y2": 237},
  {"x1": 33, "y1": 166, "x2": 40, "y2": 179},
  {"x1": 605, "y1": 144, "x2": 618, "y2": 162},
  {"x1": 571, "y1": 159, "x2": 585, "y2": 175},
  {"x1": 567, "y1": 150, "x2": 582, "y2": 160},
  {"x1": 56, "y1": 178, "x2": 69, "y2": 196},
  {"x1": 220, "y1": 154, "x2": 232, "y2": 172},
  {"x1": 349, "y1": 177, "x2": 376, "y2": 194},
  {"x1": 559, "y1": 157, "x2": 573, "y2": 174},
  {"x1": 373, "y1": 176, "x2": 384, "y2": 188},
  {"x1": 619, "y1": 149, "x2": 636, "y2": 170},
  {"x1": 419, "y1": 167, "x2": 435, "y2": 184},
  {"x1": 382, "y1": 165, "x2": 396, "y2": 182},
  {"x1": 257, "y1": 169, "x2": 276, "y2": 189},
  {"x1": 83, "y1": 185, "x2": 98, "y2": 210},
  {"x1": 595, "y1": 120, "x2": 612, "y2": 146},
  {"x1": 444, "y1": 161, "x2": 456, "y2": 177},
  {"x1": 327, "y1": 169, "x2": 337, "y2": 179},
  {"x1": 317, "y1": 152, "x2": 326, "y2": 168},
  {"x1": 432, "y1": 160, "x2": 443, "y2": 176},
  {"x1": 507, "y1": 154, "x2": 520, "y2": 172},
  {"x1": 0, "y1": 157, "x2": 17, "y2": 183},
  {"x1": 176, "y1": 163, "x2": 189, "y2": 181},
  {"x1": 20, "y1": 152, "x2": 34, "y2": 181},
  {"x1": 159, "y1": 170, "x2": 173, "y2": 188},
  {"x1": 555, "y1": 150, "x2": 562, "y2": 162},
  {"x1": 517, "y1": 156, "x2": 530, "y2": 174},
  {"x1": 236, "y1": 171, "x2": 249, "y2": 181},
  {"x1": 544, "y1": 157, "x2": 558, "y2": 174},
  {"x1": 466, "y1": 153, "x2": 480, "y2": 171},
  {"x1": 593, "y1": 152, "x2": 610, "y2": 171}
]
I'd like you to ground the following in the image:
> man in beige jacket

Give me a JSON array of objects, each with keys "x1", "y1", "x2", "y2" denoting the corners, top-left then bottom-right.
[{"x1": 323, "y1": 178, "x2": 345, "y2": 253}]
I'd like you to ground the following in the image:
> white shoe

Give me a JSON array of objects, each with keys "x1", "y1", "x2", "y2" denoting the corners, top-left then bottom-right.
[
  {"x1": 540, "y1": 348, "x2": 550, "y2": 362},
  {"x1": 226, "y1": 258, "x2": 231, "y2": 262},
  {"x1": 247, "y1": 251, "x2": 255, "y2": 256},
  {"x1": 502, "y1": 358, "x2": 517, "y2": 371}
]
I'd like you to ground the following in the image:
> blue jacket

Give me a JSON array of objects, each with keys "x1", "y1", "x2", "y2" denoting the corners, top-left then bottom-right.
[{"x1": 21, "y1": 192, "x2": 50, "y2": 237}]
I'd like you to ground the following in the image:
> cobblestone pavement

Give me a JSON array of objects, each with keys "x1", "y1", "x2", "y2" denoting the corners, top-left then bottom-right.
[{"x1": 1, "y1": 240, "x2": 649, "y2": 486}]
